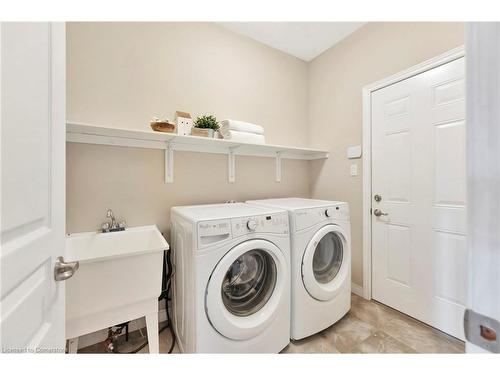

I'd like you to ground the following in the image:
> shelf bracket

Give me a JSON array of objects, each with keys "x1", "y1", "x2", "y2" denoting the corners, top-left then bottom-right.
[
  {"x1": 275, "y1": 151, "x2": 282, "y2": 183},
  {"x1": 228, "y1": 148, "x2": 236, "y2": 183},
  {"x1": 165, "y1": 141, "x2": 175, "y2": 184}
]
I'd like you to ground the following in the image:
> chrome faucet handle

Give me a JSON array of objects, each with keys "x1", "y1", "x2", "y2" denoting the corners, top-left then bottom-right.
[
  {"x1": 118, "y1": 220, "x2": 126, "y2": 229},
  {"x1": 106, "y1": 209, "x2": 117, "y2": 228},
  {"x1": 101, "y1": 222, "x2": 110, "y2": 232}
]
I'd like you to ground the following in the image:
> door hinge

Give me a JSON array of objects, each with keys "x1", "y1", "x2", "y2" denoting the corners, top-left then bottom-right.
[{"x1": 464, "y1": 309, "x2": 500, "y2": 353}]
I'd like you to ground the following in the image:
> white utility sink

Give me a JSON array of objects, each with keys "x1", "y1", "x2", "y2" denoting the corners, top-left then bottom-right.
[{"x1": 65, "y1": 225, "x2": 169, "y2": 354}]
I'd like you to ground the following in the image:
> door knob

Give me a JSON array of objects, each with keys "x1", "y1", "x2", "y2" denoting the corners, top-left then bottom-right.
[
  {"x1": 54, "y1": 256, "x2": 79, "y2": 281},
  {"x1": 373, "y1": 209, "x2": 388, "y2": 217}
]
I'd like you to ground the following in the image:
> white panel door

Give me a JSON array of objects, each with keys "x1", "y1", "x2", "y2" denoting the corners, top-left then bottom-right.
[
  {"x1": 1, "y1": 23, "x2": 66, "y2": 352},
  {"x1": 371, "y1": 57, "x2": 466, "y2": 339}
]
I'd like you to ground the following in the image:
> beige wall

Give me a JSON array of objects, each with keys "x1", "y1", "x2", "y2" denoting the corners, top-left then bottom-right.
[
  {"x1": 67, "y1": 22, "x2": 308, "y2": 146},
  {"x1": 67, "y1": 22, "x2": 465, "y2": 287},
  {"x1": 67, "y1": 144, "x2": 310, "y2": 234},
  {"x1": 66, "y1": 22, "x2": 310, "y2": 234},
  {"x1": 308, "y1": 22, "x2": 465, "y2": 286}
]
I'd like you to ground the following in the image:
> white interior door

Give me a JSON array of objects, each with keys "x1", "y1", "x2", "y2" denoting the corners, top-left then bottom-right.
[
  {"x1": 1, "y1": 22, "x2": 67, "y2": 353},
  {"x1": 371, "y1": 57, "x2": 466, "y2": 339}
]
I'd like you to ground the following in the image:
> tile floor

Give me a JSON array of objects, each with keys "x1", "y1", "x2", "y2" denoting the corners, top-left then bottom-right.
[
  {"x1": 78, "y1": 294, "x2": 464, "y2": 354},
  {"x1": 281, "y1": 294, "x2": 464, "y2": 353}
]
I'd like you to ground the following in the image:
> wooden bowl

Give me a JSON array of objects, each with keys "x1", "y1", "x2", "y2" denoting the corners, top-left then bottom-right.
[{"x1": 150, "y1": 122, "x2": 176, "y2": 133}]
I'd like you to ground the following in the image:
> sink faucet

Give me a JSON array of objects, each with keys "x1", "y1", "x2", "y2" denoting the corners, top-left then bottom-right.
[
  {"x1": 107, "y1": 209, "x2": 116, "y2": 229},
  {"x1": 101, "y1": 209, "x2": 126, "y2": 233}
]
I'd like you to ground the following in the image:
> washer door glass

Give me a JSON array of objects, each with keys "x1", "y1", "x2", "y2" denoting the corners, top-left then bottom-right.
[
  {"x1": 221, "y1": 249, "x2": 277, "y2": 317},
  {"x1": 312, "y1": 232, "x2": 343, "y2": 284},
  {"x1": 206, "y1": 239, "x2": 286, "y2": 340}
]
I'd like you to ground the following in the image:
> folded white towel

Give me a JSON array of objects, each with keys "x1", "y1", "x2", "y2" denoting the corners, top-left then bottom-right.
[
  {"x1": 223, "y1": 130, "x2": 266, "y2": 144},
  {"x1": 220, "y1": 119, "x2": 264, "y2": 137}
]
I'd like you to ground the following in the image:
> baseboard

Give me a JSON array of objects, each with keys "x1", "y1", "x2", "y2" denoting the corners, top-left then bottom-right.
[
  {"x1": 76, "y1": 308, "x2": 168, "y2": 350},
  {"x1": 351, "y1": 282, "x2": 364, "y2": 297}
]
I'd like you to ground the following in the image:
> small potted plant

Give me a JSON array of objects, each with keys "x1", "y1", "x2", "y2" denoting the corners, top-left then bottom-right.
[{"x1": 191, "y1": 115, "x2": 220, "y2": 138}]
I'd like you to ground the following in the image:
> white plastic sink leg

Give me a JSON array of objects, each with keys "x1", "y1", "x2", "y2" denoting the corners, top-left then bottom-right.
[{"x1": 145, "y1": 309, "x2": 159, "y2": 353}]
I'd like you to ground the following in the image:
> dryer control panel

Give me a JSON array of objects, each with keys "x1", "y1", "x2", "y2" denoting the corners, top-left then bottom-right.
[
  {"x1": 231, "y1": 213, "x2": 289, "y2": 238},
  {"x1": 295, "y1": 203, "x2": 349, "y2": 231}
]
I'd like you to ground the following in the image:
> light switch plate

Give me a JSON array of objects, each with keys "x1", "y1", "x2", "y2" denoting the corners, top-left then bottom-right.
[
  {"x1": 350, "y1": 164, "x2": 358, "y2": 176},
  {"x1": 347, "y1": 145, "x2": 362, "y2": 159}
]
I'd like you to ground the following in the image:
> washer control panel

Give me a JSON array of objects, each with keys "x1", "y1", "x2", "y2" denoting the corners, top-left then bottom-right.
[
  {"x1": 231, "y1": 213, "x2": 289, "y2": 237},
  {"x1": 197, "y1": 213, "x2": 289, "y2": 248},
  {"x1": 198, "y1": 220, "x2": 231, "y2": 237},
  {"x1": 198, "y1": 220, "x2": 232, "y2": 247}
]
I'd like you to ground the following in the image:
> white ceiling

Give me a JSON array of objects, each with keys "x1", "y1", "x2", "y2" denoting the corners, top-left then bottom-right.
[{"x1": 218, "y1": 22, "x2": 365, "y2": 61}]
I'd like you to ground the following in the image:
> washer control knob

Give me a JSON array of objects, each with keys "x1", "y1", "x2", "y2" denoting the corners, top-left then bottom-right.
[
  {"x1": 325, "y1": 208, "x2": 333, "y2": 217},
  {"x1": 247, "y1": 219, "x2": 258, "y2": 231}
]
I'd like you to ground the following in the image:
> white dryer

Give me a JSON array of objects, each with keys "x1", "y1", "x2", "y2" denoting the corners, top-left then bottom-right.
[
  {"x1": 247, "y1": 198, "x2": 351, "y2": 340},
  {"x1": 170, "y1": 203, "x2": 290, "y2": 353}
]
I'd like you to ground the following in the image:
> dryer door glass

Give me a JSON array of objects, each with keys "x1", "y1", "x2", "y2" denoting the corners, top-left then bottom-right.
[
  {"x1": 313, "y1": 231, "x2": 343, "y2": 284},
  {"x1": 221, "y1": 249, "x2": 277, "y2": 317}
]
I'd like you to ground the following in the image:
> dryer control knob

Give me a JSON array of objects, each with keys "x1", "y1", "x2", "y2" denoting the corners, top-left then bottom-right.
[
  {"x1": 247, "y1": 219, "x2": 258, "y2": 231},
  {"x1": 325, "y1": 208, "x2": 333, "y2": 217}
]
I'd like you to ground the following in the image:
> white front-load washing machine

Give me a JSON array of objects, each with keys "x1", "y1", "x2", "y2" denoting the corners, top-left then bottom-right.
[
  {"x1": 247, "y1": 198, "x2": 351, "y2": 340},
  {"x1": 170, "y1": 203, "x2": 291, "y2": 353}
]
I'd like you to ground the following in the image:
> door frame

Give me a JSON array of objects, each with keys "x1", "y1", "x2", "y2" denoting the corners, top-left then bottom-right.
[{"x1": 361, "y1": 46, "x2": 465, "y2": 300}]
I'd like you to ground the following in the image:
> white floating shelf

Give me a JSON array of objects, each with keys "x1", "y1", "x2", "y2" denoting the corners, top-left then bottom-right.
[{"x1": 66, "y1": 122, "x2": 329, "y2": 183}]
